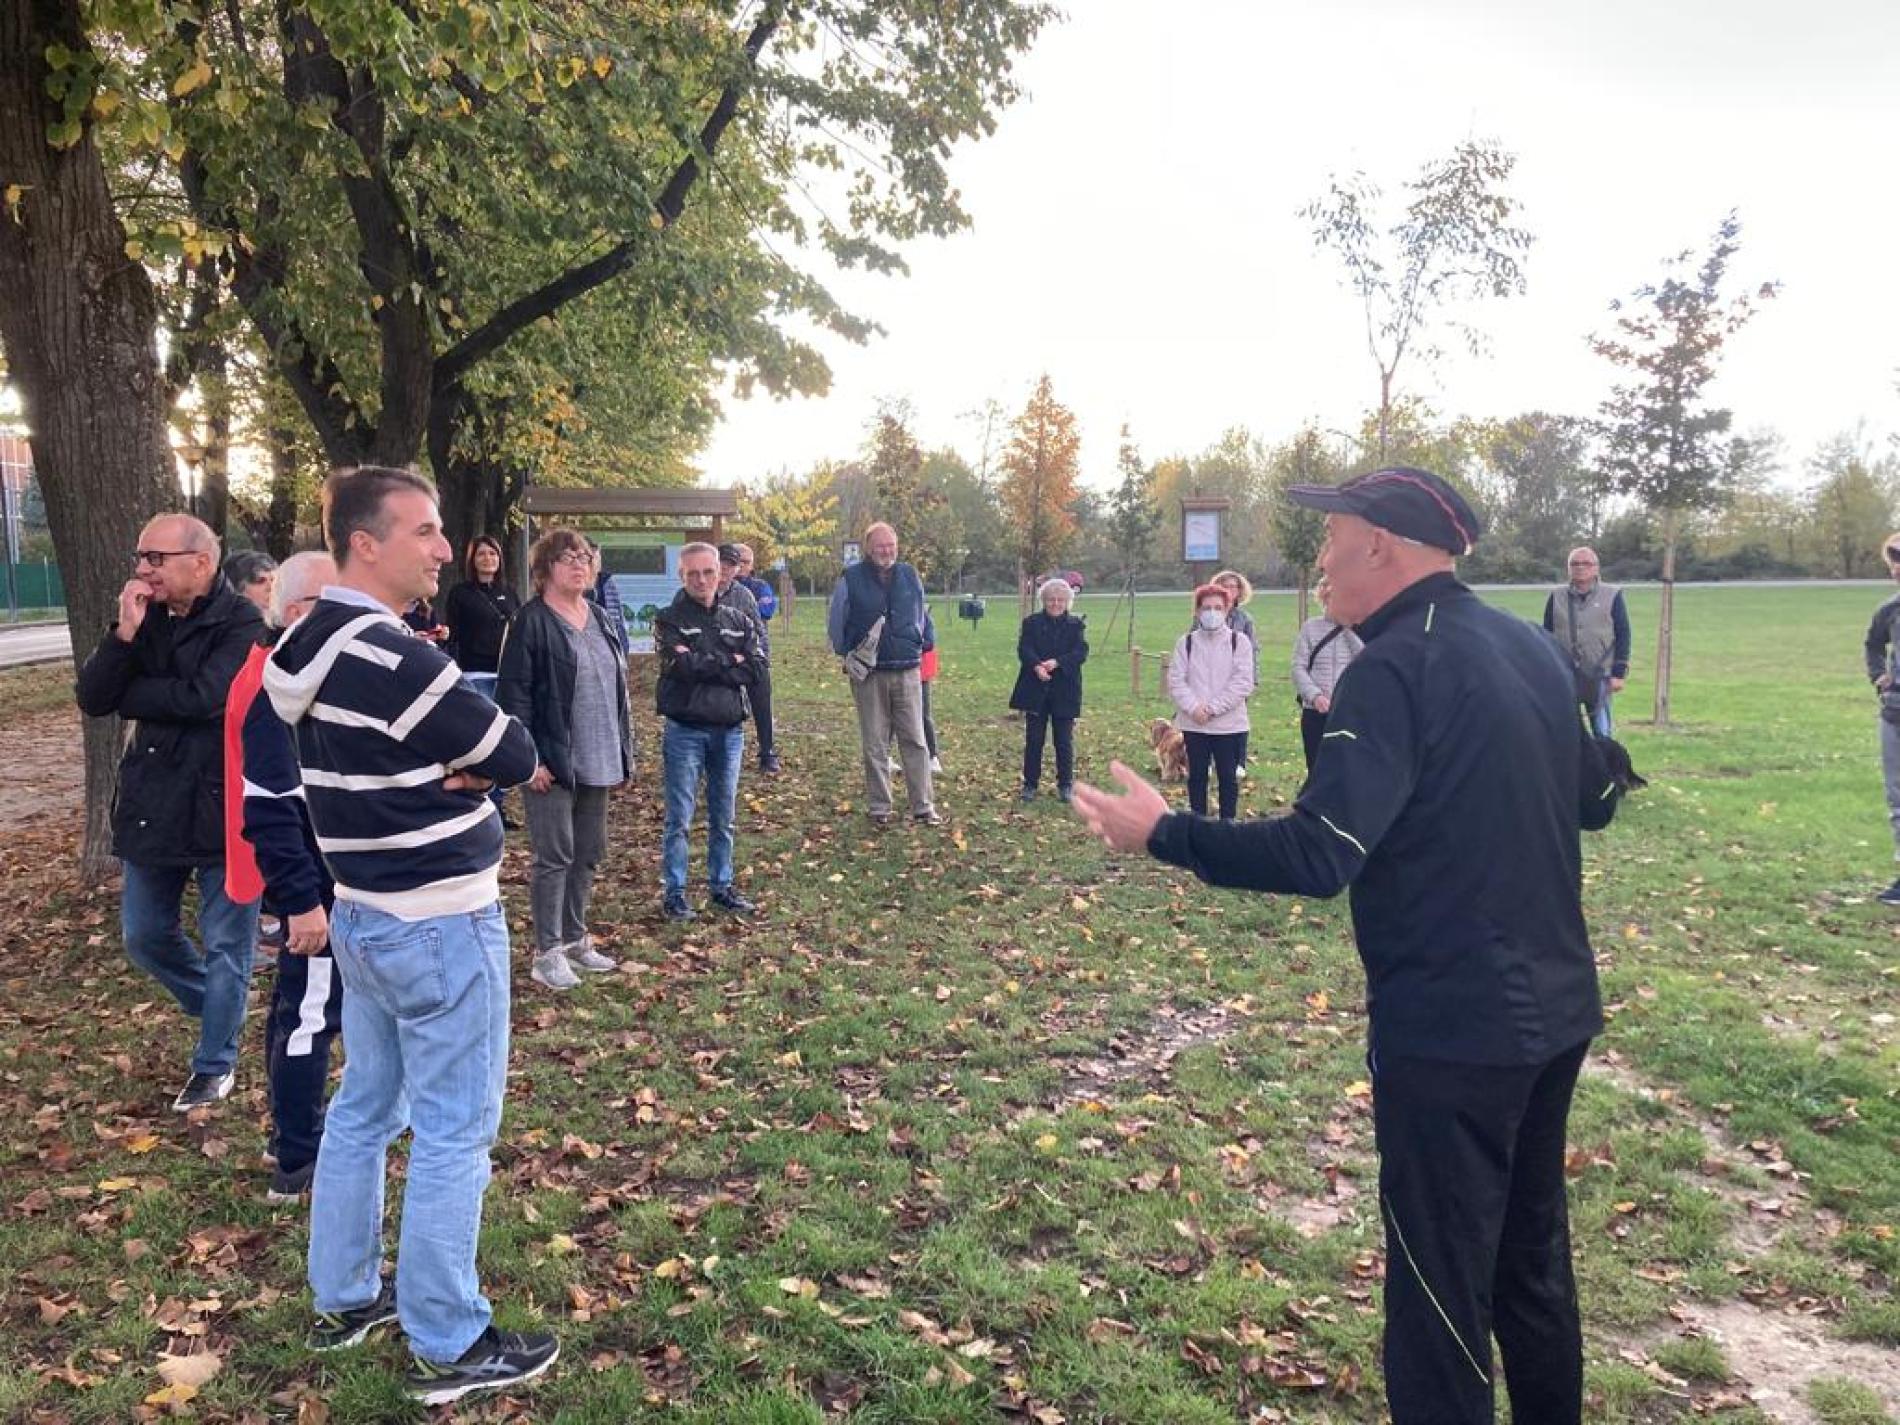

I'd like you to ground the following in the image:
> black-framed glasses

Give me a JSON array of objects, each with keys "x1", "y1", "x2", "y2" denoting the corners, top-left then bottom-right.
[
  {"x1": 553, "y1": 551, "x2": 592, "y2": 567},
  {"x1": 134, "y1": 549, "x2": 197, "y2": 568}
]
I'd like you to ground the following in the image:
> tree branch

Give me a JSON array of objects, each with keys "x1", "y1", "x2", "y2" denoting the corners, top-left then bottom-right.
[{"x1": 432, "y1": 2, "x2": 782, "y2": 393}]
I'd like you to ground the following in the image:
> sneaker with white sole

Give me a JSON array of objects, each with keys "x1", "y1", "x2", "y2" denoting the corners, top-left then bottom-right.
[
  {"x1": 405, "y1": 1326, "x2": 558, "y2": 1406},
  {"x1": 566, "y1": 937, "x2": 616, "y2": 973},
  {"x1": 172, "y1": 1070, "x2": 236, "y2": 1112},
  {"x1": 267, "y1": 1159, "x2": 316, "y2": 1203},
  {"x1": 930, "y1": 756, "x2": 943, "y2": 774},
  {"x1": 531, "y1": 948, "x2": 580, "y2": 990},
  {"x1": 308, "y1": 1279, "x2": 398, "y2": 1351}
]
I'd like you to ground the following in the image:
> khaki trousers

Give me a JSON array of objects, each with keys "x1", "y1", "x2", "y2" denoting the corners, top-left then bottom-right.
[{"x1": 851, "y1": 668, "x2": 934, "y2": 816}]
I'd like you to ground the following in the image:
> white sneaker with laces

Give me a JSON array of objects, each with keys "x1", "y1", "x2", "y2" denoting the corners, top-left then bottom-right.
[
  {"x1": 531, "y1": 948, "x2": 581, "y2": 990},
  {"x1": 929, "y1": 756, "x2": 943, "y2": 774},
  {"x1": 567, "y1": 936, "x2": 616, "y2": 973}
]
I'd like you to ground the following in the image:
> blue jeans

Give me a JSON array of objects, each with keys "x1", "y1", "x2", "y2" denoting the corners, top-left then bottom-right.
[
  {"x1": 661, "y1": 718, "x2": 744, "y2": 895},
  {"x1": 1589, "y1": 678, "x2": 1615, "y2": 737},
  {"x1": 309, "y1": 898, "x2": 511, "y2": 1364},
  {"x1": 120, "y1": 861, "x2": 260, "y2": 1077}
]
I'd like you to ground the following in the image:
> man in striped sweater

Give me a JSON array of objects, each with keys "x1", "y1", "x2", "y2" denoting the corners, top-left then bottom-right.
[{"x1": 263, "y1": 466, "x2": 554, "y2": 1406}]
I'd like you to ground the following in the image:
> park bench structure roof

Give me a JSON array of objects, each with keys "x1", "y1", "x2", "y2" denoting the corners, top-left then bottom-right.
[{"x1": 520, "y1": 486, "x2": 740, "y2": 541}]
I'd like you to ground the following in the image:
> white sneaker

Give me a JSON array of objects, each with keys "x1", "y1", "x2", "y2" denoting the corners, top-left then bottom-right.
[
  {"x1": 567, "y1": 936, "x2": 616, "y2": 974},
  {"x1": 929, "y1": 756, "x2": 943, "y2": 774},
  {"x1": 888, "y1": 756, "x2": 901, "y2": 775},
  {"x1": 531, "y1": 948, "x2": 581, "y2": 990}
]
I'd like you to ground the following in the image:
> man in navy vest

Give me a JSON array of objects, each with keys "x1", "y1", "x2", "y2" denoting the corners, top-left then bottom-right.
[{"x1": 827, "y1": 522, "x2": 939, "y2": 826}]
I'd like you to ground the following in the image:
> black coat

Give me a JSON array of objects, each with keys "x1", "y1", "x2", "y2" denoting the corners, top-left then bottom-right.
[
  {"x1": 75, "y1": 576, "x2": 264, "y2": 865},
  {"x1": 655, "y1": 589, "x2": 760, "y2": 728},
  {"x1": 1008, "y1": 612, "x2": 1089, "y2": 719},
  {"x1": 495, "y1": 596, "x2": 632, "y2": 789},
  {"x1": 445, "y1": 578, "x2": 519, "y2": 674}
]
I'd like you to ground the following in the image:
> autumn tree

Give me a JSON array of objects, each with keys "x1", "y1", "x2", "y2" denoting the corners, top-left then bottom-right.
[
  {"x1": 864, "y1": 407, "x2": 947, "y2": 582},
  {"x1": 738, "y1": 471, "x2": 839, "y2": 595},
  {"x1": 1304, "y1": 140, "x2": 1533, "y2": 460},
  {"x1": 999, "y1": 375, "x2": 1082, "y2": 590},
  {"x1": 1592, "y1": 212, "x2": 1775, "y2": 723},
  {"x1": 1804, "y1": 430, "x2": 1894, "y2": 579}
]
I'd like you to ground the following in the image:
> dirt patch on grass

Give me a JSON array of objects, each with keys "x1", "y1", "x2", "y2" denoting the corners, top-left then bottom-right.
[
  {"x1": 1662, "y1": 1300, "x2": 1900, "y2": 1422},
  {"x1": 0, "y1": 704, "x2": 83, "y2": 831},
  {"x1": 1052, "y1": 1002, "x2": 1235, "y2": 1108}
]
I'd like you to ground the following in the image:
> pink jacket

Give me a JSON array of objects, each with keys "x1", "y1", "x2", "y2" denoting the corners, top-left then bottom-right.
[{"x1": 1167, "y1": 626, "x2": 1255, "y2": 734}]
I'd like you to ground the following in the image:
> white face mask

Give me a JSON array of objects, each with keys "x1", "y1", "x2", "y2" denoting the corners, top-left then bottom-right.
[{"x1": 1198, "y1": 608, "x2": 1226, "y2": 632}]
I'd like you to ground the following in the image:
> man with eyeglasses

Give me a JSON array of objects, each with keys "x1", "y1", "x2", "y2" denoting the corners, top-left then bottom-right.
[
  {"x1": 1862, "y1": 534, "x2": 1900, "y2": 905},
  {"x1": 76, "y1": 512, "x2": 265, "y2": 1111},
  {"x1": 1541, "y1": 547, "x2": 1630, "y2": 736}
]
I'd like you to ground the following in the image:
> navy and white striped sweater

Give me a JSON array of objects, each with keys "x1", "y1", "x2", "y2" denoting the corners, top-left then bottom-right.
[{"x1": 263, "y1": 589, "x2": 536, "y2": 919}]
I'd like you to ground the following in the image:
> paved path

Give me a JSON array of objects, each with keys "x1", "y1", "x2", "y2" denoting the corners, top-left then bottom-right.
[{"x1": 0, "y1": 623, "x2": 72, "y2": 669}]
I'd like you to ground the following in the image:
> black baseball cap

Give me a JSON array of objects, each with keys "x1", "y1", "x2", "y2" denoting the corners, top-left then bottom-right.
[
  {"x1": 1285, "y1": 466, "x2": 1481, "y2": 556},
  {"x1": 716, "y1": 542, "x2": 743, "y2": 565}
]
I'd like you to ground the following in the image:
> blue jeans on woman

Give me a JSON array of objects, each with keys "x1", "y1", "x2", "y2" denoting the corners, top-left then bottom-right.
[
  {"x1": 308, "y1": 898, "x2": 511, "y2": 1364},
  {"x1": 661, "y1": 718, "x2": 744, "y2": 895},
  {"x1": 120, "y1": 860, "x2": 259, "y2": 1077}
]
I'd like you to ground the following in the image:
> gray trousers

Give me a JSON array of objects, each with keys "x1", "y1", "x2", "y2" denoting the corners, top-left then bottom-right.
[
  {"x1": 524, "y1": 782, "x2": 611, "y2": 952},
  {"x1": 1882, "y1": 717, "x2": 1900, "y2": 860},
  {"x1": 851, "y1": 668, "x2": 934, "y2": 816}
]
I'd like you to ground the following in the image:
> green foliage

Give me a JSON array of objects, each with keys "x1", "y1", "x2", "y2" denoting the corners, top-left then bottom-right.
[
  {"x1": 737, "y1": 470, "x2": 840, "y2": 590},
  {"x1": 1105, "y1": 424, "x2": 1162, "y2": 584},
  {"x1": 1591, "y1": 213, "x2": 1776, "y2": 520},
  {"x1": 1265, "y1": 426, "x2": 1338, "y2": 590}
]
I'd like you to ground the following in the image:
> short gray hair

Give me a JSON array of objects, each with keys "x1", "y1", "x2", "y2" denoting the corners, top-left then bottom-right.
[
  {"x1": 1037, "y1": 578, "x2": 1074, "y2": 606},
  {"x1": 679, "y1": 541, "x2": 718, "y2": 565},
  {"x1": 270, "y1": 550, "x2": 336, "y2": 627}
]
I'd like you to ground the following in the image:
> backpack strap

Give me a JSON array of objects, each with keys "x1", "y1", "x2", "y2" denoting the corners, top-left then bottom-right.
[{"x1": 1306, "y1": 623, "x2": 1346, "y2": 672}]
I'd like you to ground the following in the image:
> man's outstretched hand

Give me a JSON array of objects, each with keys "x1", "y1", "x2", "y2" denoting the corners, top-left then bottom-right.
[{"x1": 1070, "y1": 760, "x2": 1168, "y2": 853}]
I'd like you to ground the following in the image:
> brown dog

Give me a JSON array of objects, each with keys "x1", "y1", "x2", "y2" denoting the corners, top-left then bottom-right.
[{"x1": 1149, "y1": 718, "x2": 1188, "y2": 783}]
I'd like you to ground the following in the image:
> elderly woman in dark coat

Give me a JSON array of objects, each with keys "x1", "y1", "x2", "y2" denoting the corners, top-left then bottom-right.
[{"x1": 1009, "y1": 578, "x2": 1089, "y2": 802}]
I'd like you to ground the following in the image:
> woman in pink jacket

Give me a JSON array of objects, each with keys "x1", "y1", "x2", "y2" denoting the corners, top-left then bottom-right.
[{"x1": 1166, "y1": 583, "x2": 1256, "y2": 819}]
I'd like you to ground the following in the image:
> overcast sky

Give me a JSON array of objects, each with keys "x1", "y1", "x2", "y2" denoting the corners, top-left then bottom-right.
[{"x1": 697, "y1": 0, "x2": 1900, "y2": 492}]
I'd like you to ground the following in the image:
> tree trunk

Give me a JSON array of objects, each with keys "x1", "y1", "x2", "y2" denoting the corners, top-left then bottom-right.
[
  {"x1": 0, "y1": 0, "x2": 181, "y2": 881},
  {"x1": 1296, "y1": 566, "x2": 1311, "y2": 626},
  {"x1": 263, "y1": 425, "x2": 301, "y2": 558},
  {"x1": 199, "y1": 366, "x2": 232, "y2": 539},
  {"x1": 1653, "y1": 508, "x2": 1677, "y2": 726}
]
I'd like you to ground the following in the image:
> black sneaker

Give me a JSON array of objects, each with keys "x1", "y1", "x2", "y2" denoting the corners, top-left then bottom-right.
[
  {"x1": 760, "y1": 752, "x2": 783, "y2": 774},
  {"x1": 1877, "y1": 878, "x2": 1900, "y2": 906},
  {"x1": 267, "y1": 1160, "x2": 316, "y2": 1203},
  {"x1": 1020, "y1": 785, "x2": 1037, "y2": 803},
  {"x1": 308, "y1": 1279, "x2": 398, "y2": 1351},
  {"x1": 172, "y1": 1070, "x2": 236, "y2": 1112},
  {"x1": 709, "y1": 887, "x2": 756, "y2": 916},
  {"x1": 405, "y1": 1326, "x2": 559, "y2": 1406},
  {"x1": 662, "y1": 894, "x2": 696, "y2": 922}
]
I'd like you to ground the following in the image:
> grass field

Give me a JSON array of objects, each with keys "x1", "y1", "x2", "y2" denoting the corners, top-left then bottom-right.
[{"x1": 0, "y1": 582, "x2": 1895, "y2": 1423}]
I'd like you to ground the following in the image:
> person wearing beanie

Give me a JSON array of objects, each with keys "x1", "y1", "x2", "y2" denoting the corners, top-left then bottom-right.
[{"x1": 1073, "y1": 467, "x2": 1628, "y2": 1425}]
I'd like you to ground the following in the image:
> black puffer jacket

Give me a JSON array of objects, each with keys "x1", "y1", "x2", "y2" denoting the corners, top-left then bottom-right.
[
  {"x1": 495, "y1": 596, "x2": 632, "y2": 789},
  {"x1": 75, "y1": 576, "x2": 264, "y2": 865},
  {"x1": 655, "y1": 589, "x2": 759, "y2": 728}
]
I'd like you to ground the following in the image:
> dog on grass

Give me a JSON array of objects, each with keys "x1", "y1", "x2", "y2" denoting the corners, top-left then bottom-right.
[{"x1": 1149, "y1": 718, "x2": 1188, "y2": 784}]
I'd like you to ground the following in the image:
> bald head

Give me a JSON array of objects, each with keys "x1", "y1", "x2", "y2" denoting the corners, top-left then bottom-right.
[{"x1": 135, "y1": 512, "x2": 220, "y2": 612}]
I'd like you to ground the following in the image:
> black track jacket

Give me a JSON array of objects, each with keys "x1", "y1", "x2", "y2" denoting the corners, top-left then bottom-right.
[{"x1": 1146, "y1": 573, "x2": 1622, "y2": 1065}]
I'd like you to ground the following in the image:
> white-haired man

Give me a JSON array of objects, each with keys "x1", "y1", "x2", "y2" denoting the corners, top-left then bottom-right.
[
  {"x1": 223, "y1": 551, "x2": 344, "y2": 1200},
  {"x1": 77, "y1": 512, "x2": 264, "y2": 1110},
  {"x1": 827, "y1": 522, "x2": 938, "y2": 825}
]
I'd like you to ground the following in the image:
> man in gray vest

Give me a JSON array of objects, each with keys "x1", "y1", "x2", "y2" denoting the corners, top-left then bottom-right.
[{"x1": 1542, "y1": 547, "x2": 1630, "y2": 735}]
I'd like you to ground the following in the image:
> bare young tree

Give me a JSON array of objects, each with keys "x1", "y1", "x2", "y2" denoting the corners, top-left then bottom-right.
[{"x1": 1303, "y1": 140, "x2": 1533, "y2": 462}]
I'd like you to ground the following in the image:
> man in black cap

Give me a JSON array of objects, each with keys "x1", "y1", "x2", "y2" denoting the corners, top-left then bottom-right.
[{"x1": 1072, "y1": 467, "x2": 1624, "y2": 1425}]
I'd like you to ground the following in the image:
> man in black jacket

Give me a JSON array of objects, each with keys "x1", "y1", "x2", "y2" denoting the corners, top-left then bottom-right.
[
  {"x1": 75, "y1": 513, "x2": 264, "y2": 1111},
  {"x1": 656, "y1": 542, "x2": 761, "y2": 921},
  {"x1": 1073, "y1": 469, "x2": 1625, "y2": 1425}
]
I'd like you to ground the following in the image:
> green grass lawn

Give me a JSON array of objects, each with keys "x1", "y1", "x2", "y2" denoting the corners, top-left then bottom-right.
[{"x1": 0, "y1": 582, "x2": 1895, "y2": 1423}]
